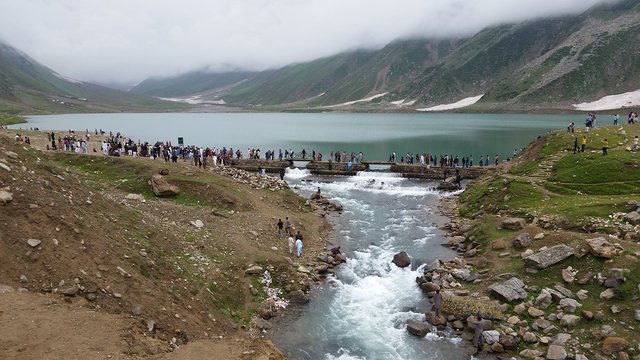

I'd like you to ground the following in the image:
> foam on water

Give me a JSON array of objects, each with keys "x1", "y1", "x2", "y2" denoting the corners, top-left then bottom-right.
[
  {"x1": 272, "y1": 173, "x2": 466, "y2": 359},
  {"x1": 284, "y1": 167, "x2": 311, "y2": 179}
]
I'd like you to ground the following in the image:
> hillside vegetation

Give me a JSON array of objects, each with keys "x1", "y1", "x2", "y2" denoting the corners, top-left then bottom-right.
[
  {"x1": 132, "y1": 0, "x2": 640, "y2": 112},
  {"x1": 0, "y1": 42, "x2": 189, "y2": 114},
  {"x1": 451, "y1": 122, "x2": 640, "y2": 357},
  {"x1": 0, "y1": 128, "x2": 331, "y2": 359}
]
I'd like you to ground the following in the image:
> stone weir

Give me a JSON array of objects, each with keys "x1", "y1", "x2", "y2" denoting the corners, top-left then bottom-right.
[
  {"x1": 305, "y1": 161, "x2": 368, "y2": 176},
  {"x1": 389, "y1": 164, "x2": 489, "y2": 180},
  {"x1": 229, "y1": 159, "x2": 292, "y2": 173}
]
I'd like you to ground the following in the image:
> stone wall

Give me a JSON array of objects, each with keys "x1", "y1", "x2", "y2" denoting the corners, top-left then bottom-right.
[{"x1": 229, "y1": 159, "x2": 292, "y2": 173}]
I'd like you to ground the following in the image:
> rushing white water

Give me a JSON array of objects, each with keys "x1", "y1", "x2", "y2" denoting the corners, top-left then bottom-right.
[{"x1": 274, "y1": 171, "x2": 468, "y2": 360}]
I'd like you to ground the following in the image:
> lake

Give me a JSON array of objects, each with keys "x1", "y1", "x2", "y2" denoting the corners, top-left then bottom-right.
[{"x1": 15, "y1": 112, "x2": 573, "y2": 161}]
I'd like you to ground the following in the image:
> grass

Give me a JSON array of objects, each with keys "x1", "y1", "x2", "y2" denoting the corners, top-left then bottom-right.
[{"x1": 0, "y1": 111, "x2": 25, "y2": 125}]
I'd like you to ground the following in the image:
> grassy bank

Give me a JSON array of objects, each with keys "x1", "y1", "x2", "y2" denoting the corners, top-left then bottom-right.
[
  {"x1": 0, "y1": 111, "x2": 26, "y2": 126},
  {"x1": 455, "y1": 123, "x2": 640, "y2": 355}
]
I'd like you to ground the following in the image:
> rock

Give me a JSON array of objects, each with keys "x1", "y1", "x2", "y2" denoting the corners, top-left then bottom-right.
[
  {"x1": 577, "y1": 272, "x2": 593, "y2": 285},
  {"x1": 575, "y1": 355, "x2": 588, "y2": 360},
  {"x1": 547, "y1": 344, "x2": 568, "y2": 360},
  {"x1": 451, "y1": 320, "x2": 464, "y2": 330},
  {"x1": 520, "y1": 349, "x2": 543, "y2": 359},
  {"x1": 0, "y1": 162, "x2": 9, "y2": 172},
  {"x1": 423, "y1": 259, "x2": 441, "y2": 273},
  {"x1": 502, "y1": 218, "x2": 526, "y2": 230},
  {"x1": 533, "y1": 318, "x2": 551, "y2": 330},
  {"x1": 627, "y1": 200, "x2": 640, "y2": 211},
  {"x1": 559, "y1": 298, "x2": 581, "y2": 313},
  {"x1": 482, "y1": 330, "x2": 500, "y2": 344},
  {"x1": 124, "y1": 193, "x2": 145, "y2": 201},
  {"x1": 507, "y1": 315, "x2": 521, "y2": 325},
  {"x1": 131, "y1": 306, "x2": 143, "y2": 316},
  {"x1": 151, "y1": 174, "x2": 180, "y2": 197},
  {"x1": 581, "y1": 310, "x2": 594, "y2": 320},
  {"x1": 513, "y1": 232, "x2": 531, "y2": 248},
  {"x1": 561, "y1": 266, "x2": 577, "y2": 283},
  {"x1": 59, "y1": 285, "x2": 79, "y2": 296},
  {"x1": 490, "y1": 341, "x2": 504, "y2": 353},
  {"x1": 490, "y1": 277, "x2": 527, "y2": 303},
  {"x1": 635, "y1": 310, "x2": 640, "y2": 321},
  {"x1": 624, "y1": 211, "x2": 640, "y2": 225},
  {"x1": 27, "y1": 238, "x2": 41, "y2": 247},
  {"x1": 536, "y1": 289, "x2": 553, "y2": 309},
  {"x1": 611, "y1": 305, "x2": 621, "y2": 314},
  {"x1": 534, "y1": 232, "x2": 545, "y2": 240},
  {"x1": 447, "y1": 236, "x2": 466, "y2": 246},
  {"x1": 244, "y1": 265, "x2": 264, "y2": 275},
  {"x1": 419, "y1": 282, "x2": 440, "y2": 293},
  {"x1": 586, "y1": 237, "x2": 619, "y2": 259},
  {"x1": 555, "y1": 334, "x2": 573, "y2": 347},
  {"x1": 600, "y1": 288, "x2": 615, "y2": 300},
  {"x1": 147, "y1": 320, "x2": 155, "y2": 332},
  {"x1": 392, "y1": 251, "x2": 411, "y2": 268},
  {"x1": 523, "y1": 331, "x2": 537, "y2": 343},
  {"x1": 514, "y1": 303, "x2": 526, "y2": 314},
  {"x1": 425, "y1": 311, "x2": 446, "y2": 326},
  {"x1": 0, "y1": 285, "x2": 15, "y2": 294},
  {"x1": 521, "y1": 249, "x2": 535, "y2": 259},
  {"x1": 528, "y1": 306, "x2": 545, "y2": 317},
  {"x1": 491, "y1": 239, "x2": 507, "y2": 250},
  {"x1": 602, "y1": 337, "x2": 629, "y2": 353},
  {"x1": 576, "y1": 289, "x2": 589, "y2": 301},
  {"x1": 524, "y1": 244, "x2": 574, "y2": 269},
  {"x1": 499, "y1": 334, "x2": 518, "y2": 350},
  {"x1": 406, "y1": 319, "x2": 430, "y2": 337},
  {"x1": 604, "y1": 268, "x2": 625, "y2": 288},
  {"x1": 560, "y1": 314, "x2": 580, "y2": 327},
  {"x1": 190, "y1": 219, "x2": 204, "y2": 228},
  {"x1": 5, "y1": 151, "x2": 18, "y2": 159},
  {"x1": 554, "y1": 285, "x2": 573, "y2": 298},
  {"x1": 0, "y1": 190, "x2": 12, "y2": 205}
]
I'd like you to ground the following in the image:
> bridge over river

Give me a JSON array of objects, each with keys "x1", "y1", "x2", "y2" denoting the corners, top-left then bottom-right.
[{"x1": 229, "y1": 159, "x2": 490, "y2": 180}]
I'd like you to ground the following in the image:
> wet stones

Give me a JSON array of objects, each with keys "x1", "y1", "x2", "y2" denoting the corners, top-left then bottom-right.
[
  {"x1": 392, "y1": 251, "x2": 411, "y2": 268},
  {"x1": 406, "y1": 319, "x2": 430, "y2": 337}
]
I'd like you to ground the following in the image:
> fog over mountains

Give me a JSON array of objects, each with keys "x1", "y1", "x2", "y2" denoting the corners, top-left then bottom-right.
[{"x1": 0, "y1": 0, "x2": 638, "y2": 112}]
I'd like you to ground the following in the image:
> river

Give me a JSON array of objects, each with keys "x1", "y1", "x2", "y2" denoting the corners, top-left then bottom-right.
[{"x1": 13, "y1": 112, "x2": 574, "y2": 359}]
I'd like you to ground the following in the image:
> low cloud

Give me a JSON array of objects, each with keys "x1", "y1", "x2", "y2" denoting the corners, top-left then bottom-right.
[{"x1": 0, "y1": 0, "x2": 614, "y2": 84}]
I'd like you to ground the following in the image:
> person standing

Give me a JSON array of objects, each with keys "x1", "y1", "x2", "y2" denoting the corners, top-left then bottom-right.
[
  {"x1": 276, "y1": 219, "x2": 284, "y2": 239},
  {"x1": 614, "y1": 114, "x2": 619, "y2": 125},
  {"x1": 473, "y1": 314, "x2": 484, "y2": 351},
  {"x1": 602, "y1": 138, "x2": 608, "y2": 155},
  {"x1": 632, "y1": 135, "x2": 639, "y2": 153},
  {"x1": 295, "y1": 231, "x2": 304, "y2": 257},
  {"x1": 581, "y1": 135, "x2": 587, "y2": 152},
  {"x1": 285, "y1": 217, "x2": 292, "y2": 236},
  {"x1": 288, "y1": 236, "x2": 295, "y2": 254},
  {"x1": 573, "y1": 137, "x2": 579, "y2": 154},
  {"x1": 432, "y1": 289, "x2": 443, "y2": 317}
]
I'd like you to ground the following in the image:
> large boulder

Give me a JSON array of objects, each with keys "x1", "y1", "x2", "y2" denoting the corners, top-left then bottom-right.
[
  {"x1": 546, "y1": 345, "x2": 567, "y2": 360},
  {"x1": 602, "y1": 337, "x2": 629, "y2": 353},
  {"x1": 523, "y1": 244, "x2": 574, "y2": 269},
  {"x1": 490, "y1": 277, "x2": 527, "y2": 303},
  {"x1": 513, "y1": 232, "x2": 531, "y2": 248},
  {"x1": 406, "y1": 319, "x2": 430, "y2": 337},
  {"x1": 624, "y1": 211, "x2": 640, "y2": 225},
  {"x1": 502, "y1": 218, "x2": 526, "y2": 230},
  {"x1": 603, "y1": 268, "x2": 626, "y2": 288},
  {"x1": 392, "y1": 251, "x2": 411, "y2": 268},
  {"x1": 585, "y1": 237, "x2": 619, "y2": 259},
  {"x1": 151, "y1": 174, "x2": 180, "y2": 197}
]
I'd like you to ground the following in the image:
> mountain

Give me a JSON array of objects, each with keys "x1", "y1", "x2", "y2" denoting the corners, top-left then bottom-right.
[
  {"x1": 130, "y1": 71, "x2": 255, "y2": 98},
  {"x1": 0, "y1": 42, "x2": 188, "y2": 114},
  {"x1": 136, "y1": 0, "x2": 639, "y2": 111}
]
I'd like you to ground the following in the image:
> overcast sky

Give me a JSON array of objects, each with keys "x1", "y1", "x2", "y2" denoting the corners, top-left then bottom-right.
[{"x1": 0, "y1": 0, "x2": 613, "y2": 84}]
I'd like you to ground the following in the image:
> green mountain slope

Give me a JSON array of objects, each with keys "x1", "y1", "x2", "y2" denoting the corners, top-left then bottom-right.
[
  {"x1": 137, "y1": 0, "x2": 639, "y2": 111},
  {"x1": 0, "y1": 42, "x2": 188, "y2": 114},
  {"x1": 130, "y1": 71, "x2": 255, "y2": 98}
]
